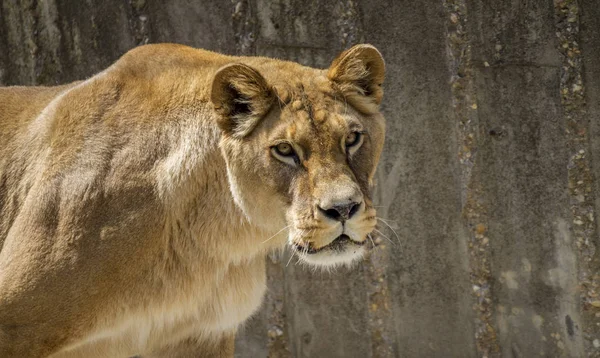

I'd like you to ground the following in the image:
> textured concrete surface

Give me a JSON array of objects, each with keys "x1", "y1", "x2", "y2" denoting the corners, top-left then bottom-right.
[
  {"x1": 362, "y1": 1, "x2": 476, "y2": 357},
  {"x1": 1, "y1": 0, "x2": 600, "y2": 357}
]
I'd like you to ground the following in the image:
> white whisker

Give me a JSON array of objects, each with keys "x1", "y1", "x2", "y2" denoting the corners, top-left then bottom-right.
[
  {"x1": 376, "y1": 217, "x2": 398, "y2": 223},
  {"x1": 296, "y1": 229, "x2": 306, "y2": 242},
  {"x1": 287, "y1": 228, "x2": 307, "y2": 267},
  {"x1": 367, "y1": 233, "x2": 375, "y2": 247},
  {"x1": 297, "y1": 245, "x2": 307, "y2": 266},
  {"x1": 286, "y1": 250, "x2": 296, "y2": 267},
  {"x1": 373, "y1": 228, "x2": 394, "y2": 246},
  {"x1": 377, "y1": 218, "x2": 401, "y2": 242},
  {"x1": 262, "y1": 225, "x2": 291, "y2": 244}
]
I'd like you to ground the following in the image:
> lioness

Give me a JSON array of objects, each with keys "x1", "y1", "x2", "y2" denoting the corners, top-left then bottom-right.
[{"x1": 0, "y1": 43, "x2": 385, "y2": 357}]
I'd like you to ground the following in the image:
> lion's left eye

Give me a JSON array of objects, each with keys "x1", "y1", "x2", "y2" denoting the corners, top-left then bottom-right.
[{"x1": 345, "y1": 132, "x2": 362, "y2": 148}]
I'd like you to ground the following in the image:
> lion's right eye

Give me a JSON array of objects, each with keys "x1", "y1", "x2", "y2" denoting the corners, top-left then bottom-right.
[
  {"x1": 274, "y1": 143, "x2": 293, "y2": 156},
  {"x1": 271, "y1": 142, "x2": 298, "y2": 166}
]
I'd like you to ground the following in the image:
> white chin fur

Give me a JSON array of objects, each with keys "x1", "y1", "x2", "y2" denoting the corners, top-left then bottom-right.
[{"x1": 295, "y1": 245, "x2": 366, "y2": 268}]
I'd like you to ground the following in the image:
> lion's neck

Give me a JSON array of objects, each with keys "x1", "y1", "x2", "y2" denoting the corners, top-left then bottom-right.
[{"x1": 156, "y1": 115, "x2": 273, "y2": 270}]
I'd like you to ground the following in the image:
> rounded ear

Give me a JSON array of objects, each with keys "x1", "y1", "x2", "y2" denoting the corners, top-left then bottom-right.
[
  {"x1": 327, "y1": 44, "x2": 385, "y2": 113},
  {"x1": 211, "y1": 63, "x2": 273, "y2": 138}
]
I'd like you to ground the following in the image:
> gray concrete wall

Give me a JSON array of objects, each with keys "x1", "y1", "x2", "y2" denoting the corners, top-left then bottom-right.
[{"x1": 1, "y1": 0, "x2": 599, "y2": 357}]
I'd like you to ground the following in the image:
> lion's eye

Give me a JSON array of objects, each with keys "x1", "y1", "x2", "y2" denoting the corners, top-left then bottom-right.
[
  {"x1": 271, "y1": 142, "x2": 298, "y2": 166},
  {"x1": 274, "y1": 143, "x2": 294, "y2": 156},
  {"x1": 345, "y1": 132, "x2": 361, "y2": 147},
  {"x1": 344, "y1": 131, "x2": 364, "y2": 156}
]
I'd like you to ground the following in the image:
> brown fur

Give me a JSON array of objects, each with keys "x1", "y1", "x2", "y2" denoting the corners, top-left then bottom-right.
[{"x1": 0, "y1": 43, "x2": 386, "y2": 357}]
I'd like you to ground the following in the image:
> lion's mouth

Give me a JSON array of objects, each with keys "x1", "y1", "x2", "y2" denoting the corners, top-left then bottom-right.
[{"x1": 293, "y1": 234, "x2": 365, "y2": 255}]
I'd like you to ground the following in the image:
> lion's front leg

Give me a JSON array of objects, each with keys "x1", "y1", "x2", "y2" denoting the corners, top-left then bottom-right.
[{"x1": 143, "y1": 331, "x2": 235, "y2": 358}]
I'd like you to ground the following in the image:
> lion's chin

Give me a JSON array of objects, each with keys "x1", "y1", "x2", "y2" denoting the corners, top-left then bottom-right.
[{"x1": 292, "y1": 234, "x2": 367, "y2": 268}]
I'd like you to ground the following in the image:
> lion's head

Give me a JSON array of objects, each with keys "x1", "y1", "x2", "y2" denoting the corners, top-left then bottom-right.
[{"x1": 210, "y1": 45, "x2": 385, "y2": 267}]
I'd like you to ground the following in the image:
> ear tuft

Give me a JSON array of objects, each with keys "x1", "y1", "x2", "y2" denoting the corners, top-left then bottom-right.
[
  {"x1": 328, "y1": 44, "x2": 385, "y2": 113},
  {"x1": 211, "y1": 63, "x2": 273, "y2": 138}
]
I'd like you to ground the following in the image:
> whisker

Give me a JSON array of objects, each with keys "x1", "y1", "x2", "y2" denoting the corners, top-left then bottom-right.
[
  {"x1": 296, "y1": 229, "x2": 307, "y2": 242},
  {"x1": 367, "y1": 233, "x2": 375, "y2": 248},
  {"x1": 262, "y1": 225, "x2": 291, "y2": 244},
  {"x1": 298, "y1": 228, "x2": 315, "y2": 266},
  {"x1": 274, "y1": 89, "x2": 285, "y2": 112},
  {"x1": 373, "y1": 228, "x2": 394, "y2": 246},
  {"x1": 376, "y1": 217, "x2": 398, "y2": 223},
  {"x1": 294, "y1": 243, "x2": 306, "y2": 267},
  {"x1": 286, "y1": 250, "x2": 296, "y2": 267},
  {"x1": 285, "y1": 228, "x2": 307, "y2": 268},
  {"x1": 377, "y1": 218, "x2": 401, "y2": 242}
]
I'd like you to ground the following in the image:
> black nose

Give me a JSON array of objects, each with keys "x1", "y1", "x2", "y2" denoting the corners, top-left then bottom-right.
[{"x1": 319, "y1": 202, "x2": 361, "y2": 222}]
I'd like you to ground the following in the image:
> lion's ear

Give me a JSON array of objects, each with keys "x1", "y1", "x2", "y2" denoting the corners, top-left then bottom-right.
[
  {"x1": 211, "y1": 63, "x2": 273, "y2": 138},
  {"x1": 327, "y1": 44, "x2": 385, "y2": 113}
]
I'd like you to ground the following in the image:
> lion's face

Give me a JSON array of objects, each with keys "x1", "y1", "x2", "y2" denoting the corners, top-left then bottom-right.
[{"x1": 211, "y1": 45, "x2": 385, "y2": 267}]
